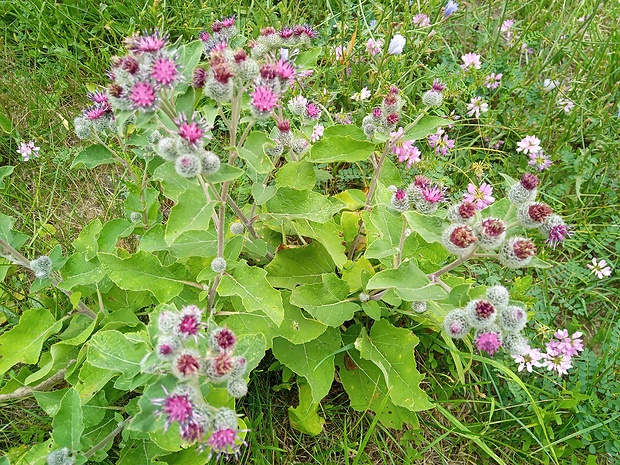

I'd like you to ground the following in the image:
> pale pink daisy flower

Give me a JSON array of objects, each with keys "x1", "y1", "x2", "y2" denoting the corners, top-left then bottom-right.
[
  {"x1": 460, "y1": 52, "x2": 481, "y2": 70},
  {"x1": 513, "y1": 347, "x2": 543, "y2": 373},
  {"x1": 310, "y1": 123, "x2": 324, "y2": 143},
  {"x1": 500, "y1": 19, "x2": 515, "y2": 33},
  {"x1": 466, "y1": 97, "x2": 488, "y2": 118},
  {"x1": 365, "y1": 38, "x2": 383, "y2": 56},
  {"x1": 17, "y1": 141, "x2": 41, "y2": 161},
  {"x1": 413, "y1": 14, "x2": 431, "y2": 27},
  {"x1": 557, "y1": 97, "x2": 574, "y2": 113},
  {"x1": 542, "y1": 351, "x2": 572, "y2": 376},
  {"x1": 586, "y1": 257, "x2": 612, "y2": 279},
  {"x1": 516, "y1": 135, "x2": 542, "y2": 155},
  {"x1": 463, "y1": 182, "x2": 495, "y2": 210},
  {"x1": 393, "y1": 141, "x2": 422, "y2": 169},
  {"x1": 351, "y1": 87, "x2": 371, "y2": 101},
  {"x1": 528, "y1": 151, "x2": 552, "y2": 171},
  {"x1": 427, "y1": 128, "x2": 455, "y2": 156}
]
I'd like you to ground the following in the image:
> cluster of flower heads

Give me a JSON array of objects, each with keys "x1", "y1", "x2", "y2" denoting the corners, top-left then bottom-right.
[
  {"x1": 513, "y1": 329, "x2": 584, "y2": 376},
  {"x1": 248, "y1": 24, "x2": 316, "y2": 60},
  {"x1": 444, "y1": 285, "x2": 530, "y2": 357},
  {"x1": 361, "y1": 86, "x2": 404, "y2": 138},
  {"x1": 390, "y1": 175, "x2": 446, "y2": 215},
  {"x1": 74, "y1": 90, "x2": 116, "y2": 139},
  {"x1": 440, "y1": 172, "x2": 571, "y2": 267},
  {"x1": 151, "y1": 305, "x2": 248, "y2": 458}
]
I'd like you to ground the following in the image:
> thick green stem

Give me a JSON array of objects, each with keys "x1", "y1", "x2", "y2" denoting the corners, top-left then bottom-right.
[
  {"x1": 428, "y1": 249, "x2": 476, "y2": 281},
  {"x1": 83, "y1": 419, "x2": 128, "y2": 459}
]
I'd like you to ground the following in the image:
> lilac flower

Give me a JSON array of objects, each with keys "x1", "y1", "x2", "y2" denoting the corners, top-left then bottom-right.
[
  {"x1": 542, "y1": 352, "x2": 572, "y2": 376},
  {"x1": 334, "y1": 44, "x2": 344, "y2": 61},
  {"x1": 413, "y1": 14, "x2": 431, "y2": 27},
  {"x1": 475, "y1": 331, "x2": 502, "y2": 356},
  {"x1": 586, "y1": 257, "x2": 612, "y2": 279},
  {"x1": 444, "y1": 0, "x2": 459, "y2": 17},
  {"x1": 500, "y1": 19, "x2": 515, "y2": 33},
  {"x1": 388, "y1": 34, "x2": 406, "y2": 55},
  {"x1": 516, "y1": 135, "x2": 542, "y2": 155},
  {"x1": 463, "y1": 182, "x2": 495, "y2": 210},
  {"x1": 513, "y1": 347, "x2": 543, "y2": 372},
  {"x1": 206, "y1": 427, "x2": 244, "y2": 459},
  {"x1": 351, "y1": 87, "x2": 371, "y2": 101},
  {"x1": 549, "y1": 329, "x2": 584, "y2": 357},
  {"x1": 392, "y1": 140, "x2": 422, "y2": 169},
  {"x1": 17, "y1": 141, "x2": 40, "y2": 161},
  {"x1": 151, "y1": 56, "x2": 179, "y2": 86},
  {"x1": 460, "y1": 52, "x2": 481, "y2": 70},
  {"x1": 365, "y1": 38, "x2": 383, "y2": 56},
  {"x1": 175, "y1": 114, "x2": 209, "y2": 146},
  {"x1": 484, "y1": 73, "x2": 503, "y2": 89},
  {"x1": 528, "y1": 151, "x2": 552, "y2": 171},
  {"x1": 466, "y1": 97, "x2": 488, "y2": 118},
  {"x1": 310, "y1": 123, "x2": 324, "y2": 143},
  {"x1": 557, "y1": 97, "x2": 574, "y2": 113},
  {"x1": 427, "y1": 128, "x2": 455, "y2": 156}
]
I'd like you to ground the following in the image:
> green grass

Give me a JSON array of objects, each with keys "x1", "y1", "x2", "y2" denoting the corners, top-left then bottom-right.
[{"x1": 1, "y1": 0, "x2": 619, "y2": 463}]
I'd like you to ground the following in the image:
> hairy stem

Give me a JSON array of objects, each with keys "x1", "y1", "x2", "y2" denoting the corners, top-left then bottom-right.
[
  {"x1": 83, "y1": 418, "x2": 128, "y2": 459},
  {"x1": 0, "y1": 363, "x2": 74, "y2": 401},
  {"x1": 394, "y1": 217, "x2": 409, "y2": 268},
  {"x1": 428, "y1": 249, "x2": 476, "y2": 281}
]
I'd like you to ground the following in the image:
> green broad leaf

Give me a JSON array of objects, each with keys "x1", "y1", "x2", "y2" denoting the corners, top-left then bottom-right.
[
  {"x1": 265, "y1": 241, "x2": 335, "y2": 289},
  {"x1": 264, "y1": 188, "x2": 345, "y2": 223},
  {"x1": 0, "y1": 112, "x2": 13, "y2": 133},
  {"x1": 218, "y1": 260, "x2": 284, "y2": 325},
  {"x1": 362, "y1": 301, "x2": 382, "y2": 320},
  {"x1": 309, "y1": 132, "x2": 375, "y2": 163},
  {"x1": 355, "y1": 319, "x2": 433, "y2": 411},
  {"x1": 275, "y1": 160, "x2": 316, "y2": 190},
  {"x1": 238, "y1": 132, "x2": 275, "y2": 174},
  {"x1": 334, "y1": 189, "x2": 366, "y2": 210},
  {"x1": 52, "y1": 388, "x2": 84, "y2": 450},
  {"x1": 140, "y1": 226, "x2": 218, "y2": 259},
  {"x1": 175, "y1": 87, "x2": 195, "y2": 115},
  {"x1": 81, "y1": 411, "x2": 119, "y2": 460},
  {"x1": 59, "y1": 252, "x2": 105, "y2": 291},
  {"x1": 252, "y1": 182, "x2": 277, "y2": 205},
  {"x1": 403, "y1": 210, "x2": 445, "y2": 244},
  {"x1": 0, "y1": 308, "x2": 62, "y2": 375},
  {"x1": 272, "y1": 327, "x2": 340, "y2": 403},
  {"x1": 10, "y1": 438, "x2": 52, "y2": 465},
  {"x1": 75, "y1": 362, "x2": 116, "y2": 402},
  {"x1": 98, "y1": 219, "x2": 134, "y2": 253},
  {"x1": 87, "y1": 330, "x2": 149, "y2": 379},
  {"x1": 152, "y1": 163, "x2": 201, "y2": 202},
  {"x1": 234, "y1": 331, "x2": 267, "y2": 378},
  {"x1": 292, "y1": 219, "x2": 346, "y2": 268},
  {"x1": 449, "y1": 283, "x2": 473, "y2": 307},
  {"x1": 99, "y1": 251, "x2": 186, "y2": 303},
  {"x1": 378, "y1": 157, "x2": 402, "y2": 187},
  {"x1": 341, "y1": 256, "x2": 375, "y2": 293},
  {"x1": 341, "y1": 211, "x2": 362, "y2": 243},
  {"x1": 277, "y1": 292, "x2": 328, "y2": 344},
  {"x1": 117, "y1": 438, "x2": 167, "y2": 465},
  {"x1": 526, "y1": 256, "x2": 554, "y2": 269},
  {"x1": 34, "y1": 388, "x2": 68, "y2": 417},
  {"x1": 482, "y1": 197, "x2": 513, "y2": 220},
  {"x1": 176, "y1": 40, "x2": 203, "y2": 93},
  {"x1": 0, "y1": 213, "x2": 29, "y2": 250},
  {"x1": 71, "y1": 144, "x2": 116, "y2": 169},
  {"x1": 363, "y1": 205, "x2": 403, "y2": 259},
  {"x1": 288, "y1": 383, "x2": 325, "y2": 436},
  {"x1": 0, "y1": 165, "x2": 14, "y2": 189},
  {"x1": 165, "y1": 191, "x2": 216, "y2": 244},
  {"x1": 366, "y1": 260, "x2": 447, "y2": 301},
  {"x1": 403, "y1": 116, "x2": 452, "y2": 140},
  {"x1": 499, "y1": 172, "x2": 518, "y2": 190},
  {"x1": 204, "y1": 163, "x2": 244, "y2": 184},
  {"x1": 124, "y1": 184, "x2": 160, "y2": 225},
  {"x1": 290, "y1": 274, "x2": 359, "y2": 327},
  {"x1": 295, "y1": 47, "x2": 322, "y2": 69},
  {"x1": 73, "y1": 218, "x2": 103, "y2": 260}
]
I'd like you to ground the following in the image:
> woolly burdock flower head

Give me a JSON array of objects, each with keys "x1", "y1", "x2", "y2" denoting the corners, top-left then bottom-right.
[
  {"x1": 176, "y1": 305, "x2": 204, "y2": 339},
  {"x1": 447, "y1": 202, "x2": 477, "y2": 224},
  {"x1": 127, "y1": 30, "x2": 168, "y2": 54},
  {"x1": 227, "y1": 378, "x2": 248, "y2": 398},
  {"x1": 209, "y1": 327, "x2": 237, "y2": 352},
  {"x1": 155, "y1": 389, "x2": 195, "y2": 427},
  {"x1": 230, "y1": 222, "x2": 245, "y2": 235},
  {"x1": 444, "y1": 309, "x2": 471, "y2": 339},
  {"x1": 175, "y1": 114, "x2": 209, "y2": 146},
  {"x1": 158, "y1": 309, "x2": 181, "y2": 334},
  {"x1": 473, "y1": 217, "x2": 506, "y2": 250},
  {"x1": 213, "y1": 408, "x2": 239, "y2": 431},
  {"x1": 485, "y1": 285, "x2": 510, "y2": 309},
  {"x1": 507, "y1": 173, "x2": 539, "y2": 204},
  {"x1": 172, "y1": 349, "x2": 201, "y2": 380},
  {"x1": 442, "y1": 224, "x2": 477, "y2": 256},
  {"x1": 498, "y1": 305, "x2": 528, "y2": 332},
  {"x1": 539, "y1": 214, "x2": 572, "y2": 248},
  {"x1": 466, "y1": 299, "x2": 497, "y2": 329},
  {"x1": 205, "y1": 427, "x2": 244, "y2": 460},
  {"x1": 412, "y1": 301, "x2": 428, "y2": 313},
  {"x1": 46, "y1": 447, "x2": 74, "y2": 465},
  {"x1": 156, "y1": 137, "x2": 178, "y2": 161},
  {"x1": 155, "y1": 336, "x2": 180, "y2": 361},
  {"x1": 499, "y1": 237, "x2": 537, "y2": 269},
  {"x1": 211, "y1": 257, "x2": 227, "y2": 273},
  {"x1": 391, "y1": 188, "x2": 409, "y2": 212},
  {"x1": 151, "y1": 56, "x2": 179, "y2": 86},
  {"x1": 517, "y1": 202, "x2": 554, "y2": 229},
  {"x1": 201, "y1": 151, "x2": 221, "y2": 175},
  {"x1": 175, "y1": 153, "x2": 202, "y2": 178},
  {"x1": 250, "y1": 85, "x2": 278, "y2": 117},
  {"x1": 474, "y1": 329, "x2": 502, "y2": 356},
  {"x1": 415, "y1": 184, "x2": 445, "y2": 214},
  {"x1": 129, "y1": 82, "x2": 157, "y2": 110},
  {"x1": 503, "y1": 332, "x2": 529, "y2": 356},
  {"x1": 204, "y1": 351, "x2": 235, "y2": 382}
]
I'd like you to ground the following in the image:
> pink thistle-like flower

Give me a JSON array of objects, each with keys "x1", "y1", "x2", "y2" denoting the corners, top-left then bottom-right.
[
  {"x1": 516, "y1": 135, "x2": 542, "y2": 155},
  {"x1": 177, "y1": 305, "x2": 203, "y2": 339},
  {"x1": 130, "y1": 30, "x2": 168, "y2": 54},
  {"x1": 174, "y1": 351, "x2": 201, "y2": 378},
  {"x1": 365, "y1": 38, "x2": 383, "y2": 56},
  {"x1": 421, "y1": 184, "x2": 444, "y2": 203},
  {"x1": 163, "y1": 393, "x2": 193, "y2": 424},
  {"x1": 586, "y1": 257, "x2": 612, "y2": 279},
  {"x1": 528, "y1": 151, "x2": 552, "y2": 171},
  {"x1": 463, "y1": 182, "x2": 495, "y2": 210},
  {"x1": 192, "y1": 68, "x2": 208, "y2": 88},
  {"x1": 513, "y1": 347, "x2": 543, "y2": 372},
  {"x1": 460, "y1": 52, "x2": 481, "y2": 70},
  {"x1": 484, "y1": 73, "x2": 503, "y2": 89},
  {"x1": 475, "y1": 332, "x2": 502, "y2": 356},
  {"x1": 212, "y1": 327, "x2": 237, "y2": 351},
  {"x1": 199, "y1": 31, "x2": 211, "y2": 42},
  {"x1": 129, "y1": 82, "x2": 157, "y2": 109},
  {"x1": 276, "y1": 59, "x2": 296, "y2": 81},
  {"x1": 221, "y1": 15, "x2": 236, "y2": 28},
  {"x1": 206, "y1": 428, "x2": 243, "y2": 459},
  {"x1": 250, "y1": 85, "x2": 279, "y2": 114},
  {"x1": 450, "y1": 225, "x2": 477, "y2": 248},
  {"x1": 88, "y1": 90, "x2": 109, "y2": 104},
  {"x1": 305, "y1": 102, "x2": 321, "y2": 119},
  {"x1": 279, "y1": 27, "x2": 294, "y2": 39},
  {"x1": 181, "y1": 420, "x2": 205, "y2": 442},
  {"x1": 175, "y1": 114, "x2": 208, "y2": 145},
  {"x1": 151, "y1": 57, "x2": 178, "y2": 86},
  {"x1": 413, "y1": 13, "x2": 431, "y2": 27},
  {"x1": 83, "y1": 105, "x2": 108, "y2": 120},
  {"x1": 17, "y1": 140, "x2": 41, "y2": 161}
]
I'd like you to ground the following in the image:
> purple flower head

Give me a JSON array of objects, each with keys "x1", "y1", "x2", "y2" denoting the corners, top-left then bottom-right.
[
  {"x1": 444, "y1": 0, "x2": 459, "y2": 17},
  {"x1": 421, "y1": 184, "x2": 445, "y2": 203},
  {"x1": 528, "y1": 151, "x2": 552, "y2": 171},
  {"x1": 17, "y1": 141, "x2": 40, "y2": 161},
  {"x1": 206, "y1": 427, "x2": 244, "y2": 459},
  {"x1": 513, "y1": 347, "x2": 543, "y2": 372},
  {"x1": 127, "y1": 30, "x2": 169, "y2": 54},
  {"x1": 88, "y1": 90, "x2": 109, "y2": 104},
  {"x1": 151, "y1": 56, "x2": 178, "y2": 86},
  {"x1": 305, "y1": 102, "x2": 322, "y2": 119},
  {"x1": 250, "y1": 86, "x2": 279, "y2": 115},
  {"x1": 520, "y1": 172, "x2": 539, "y2": 190},
  {"x1": 175, "y1": 113, "x2": 209, "y2": 146},
  {"x1": 173, "y1": 350, "x2": 201, "y2": 379},
  {"x1": 475, "y1": 331, "x2": 502, "y2": 356},
  {"x1": 413, "y1": 13, "x2": 431, "y2": 27},
  {"x1": 450, "y1": 225, "x2": 476, "y2": 248},
  {"x1": 177, "y1": 305, "x2": 204, "y2": 339}
]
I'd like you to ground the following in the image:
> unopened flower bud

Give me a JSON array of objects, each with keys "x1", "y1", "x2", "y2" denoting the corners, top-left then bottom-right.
[
  {"x1": 498, "y1": 305, "x2": 528, "y2": 332},
  {"x1": 130, "y1": 211, "x2": 143, "y2": 223},
  {"x1": 422, "y1": 90, "x2": 443, "y2": 107},
  {"x1": 211, "y1": 257, "x2": 227, "y2": 273},
  {"x1": 230, "y1": 222, "x2": 245, "y2": 235},
  {"x1": 175, "y1": 153, "x2": 202, "y2": 178},
  {"x1": 412, "y1": 301, "x2": 427, "y2": 313},
  {"x1": 201, "y1": 151, "x2": 221, "y2": 175},
  {"x1": 156, "y1": 137, "x2": 179, "y2": 161},
  {"x1": 444, "y1": 309, "x2": 471, "y2": 339},
  {"x1": 213, "y1": 408, "x2": 239, "y2": 430},
  {"x1": 30, "y1": 255, "x2": 53, "y2": 279},
  {"x1": 485, "y1": 285, "x2": 509, "y2": 309},
  {"x1": 227, "y1": 377, "x2": 248, "y2": 398}
]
